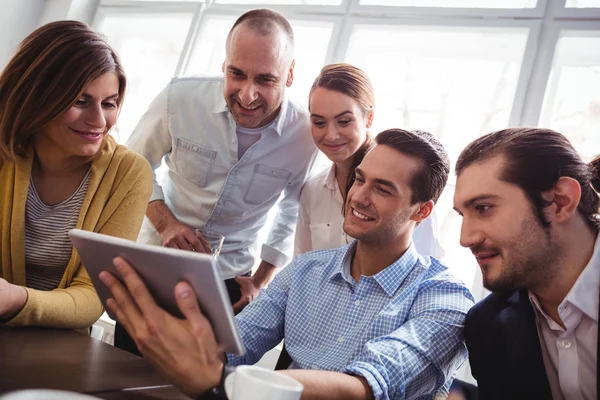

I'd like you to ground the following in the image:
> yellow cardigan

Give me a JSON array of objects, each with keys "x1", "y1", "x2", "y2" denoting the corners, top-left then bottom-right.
[{"x1": 0, "y1": 136, "x2": 152, "y2": 329}]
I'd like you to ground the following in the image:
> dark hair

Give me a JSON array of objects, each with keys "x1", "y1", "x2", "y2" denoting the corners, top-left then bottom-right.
[
  {"x1": 456, "y1": 128, "x2": 600, "y2": 232},
  {"x1": 0, "y1": 20, "x2": 126, "y2": 163},
  {"x1": 227, "y1": 9, "x2": 294, "y2": 53},
  {"x1": 592, "y1": 155, "x2": 600, "y2": 194},
  {"x1": 375, "y1": 129, "x2": 450, "y2": 204},
  {"x1": 310, "y1": 63, "x2": 376, "y2": 199}
]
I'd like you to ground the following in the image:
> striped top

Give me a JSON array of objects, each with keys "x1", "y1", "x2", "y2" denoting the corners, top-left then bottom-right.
[{"x1": 25, "y1": 170, "x2": 91, "y2": 291}]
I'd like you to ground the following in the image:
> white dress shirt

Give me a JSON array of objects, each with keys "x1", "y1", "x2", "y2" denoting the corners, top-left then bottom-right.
[
  {"x1": 529, "y1": 232, "x2": 599, "y2": 400},
  {"x1": 127, "y1": 76, "x2": 318, "y2": 279},
  {"x1": 294, "y1": 164, "x2": 445, "y2": 258}
]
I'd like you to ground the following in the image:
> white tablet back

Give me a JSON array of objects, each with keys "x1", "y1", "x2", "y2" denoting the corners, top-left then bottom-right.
[{"x1": 69, "y1": 229, "x2": 244, "y2": 355}]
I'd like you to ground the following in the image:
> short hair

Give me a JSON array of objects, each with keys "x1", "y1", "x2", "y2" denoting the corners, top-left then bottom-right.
[
  {"x1": 0, "y1": 20, "x2": 126, "y2": 163},
  {"x1": 226, "y1": 9, "x2": 294, "y2": 54},
  {"x1": 455, "y1": 128, "x2": 600, "y2": 232},
  {"x1": 375, "y1": 129, "x2": 450, "y2": 204},
  {"x1": 310, "y1": 63, "x2": 376, "y2": 198}
]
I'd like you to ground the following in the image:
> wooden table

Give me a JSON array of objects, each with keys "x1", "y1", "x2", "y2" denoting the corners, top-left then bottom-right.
[{"x1": 0, "y1": 328, "x2": 188, "y2": 399}]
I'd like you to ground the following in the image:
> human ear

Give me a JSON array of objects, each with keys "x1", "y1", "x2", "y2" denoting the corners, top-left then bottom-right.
[
  {"x1": 411, "y1": 200, "x2": 434, "y2": 223},
  {"x1": 545, "y1": 177, "x2": 582, "y2": 224},
  {"x1": 286, "y1": 60, "x2": 296, "y2": 87}
]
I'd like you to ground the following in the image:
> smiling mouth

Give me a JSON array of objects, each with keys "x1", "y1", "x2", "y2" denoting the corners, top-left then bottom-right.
[
  {"x1": 351, "y1": 208, "x2": 375, "y2": 221},
  {"x1": 474, "y1": 252, "x2": 500, "y2": 263},
  {"x1": 324, "y1": 143, "x2": 346, "y2": 150},
  {"x1": 70, "y1": 128, "x2": 103, "y2": 139},
  {"x1": 236, "y1": 101, "x2": 262, "y2": 112}
]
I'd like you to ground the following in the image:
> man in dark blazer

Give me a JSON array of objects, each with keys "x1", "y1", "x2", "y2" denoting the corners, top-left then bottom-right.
[{"x1": 453, "y1": 128, "x2": 599, "y2": 400}]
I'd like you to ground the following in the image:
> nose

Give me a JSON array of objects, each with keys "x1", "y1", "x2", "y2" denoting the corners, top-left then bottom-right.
[
  {"x1": 85, "y1": 103, "x2": 107, "y2": 129},
  {"x1": 350, "y1": 182, "x2": 371, "y2": 209},
  {"x1": 459, "y1": 217, "x2": 484, "y2": 249},
  {"x1": 324, "y1": 124, "x2": 340, "y2": 141},
  {"x1": 238, "y1": 81, "x2": 259, "y2": 106}
]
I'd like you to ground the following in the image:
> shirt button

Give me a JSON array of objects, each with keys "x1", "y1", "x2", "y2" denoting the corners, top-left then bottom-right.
[
  {"x1": 354, "y1": 300, "x2": 360, "y2": 306},
  {"x1": 338, "y1": 337, "x2": 344, "y2": 343},
  {"x1": 562, "y1": 340, "x2": 572, "y2": 349}
]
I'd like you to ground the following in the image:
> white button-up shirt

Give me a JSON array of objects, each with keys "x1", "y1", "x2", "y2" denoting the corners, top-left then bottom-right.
[
  {"x1": 529, "y1": 233, "x2": 599, "y2": 400},
  {"x1": 295, "y1": 164, "x2": 445, "y2": 258},
  {"x1": 127, "y1": 76, "x2": 318, "y2": 279}
]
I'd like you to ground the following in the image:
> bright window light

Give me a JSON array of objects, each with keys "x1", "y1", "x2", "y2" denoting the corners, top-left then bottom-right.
[
  {"x1": 97, "y1": 13, "x2": 194, "y2": 144},
  {"x1": 345, "y1": 25, "x2": 529, "y2": 165},
  {"x1": 566, "y1": 0, "x2": 600, "y2": 7},
  {"x1": 359, "y1": 0, "x2": 537, "y2": 8},
  {"x1": 540, "y1": 33, "x2": 600, "y2": 161},
  {"x1": 215, "y1": 0, "x2": 341, "y2": 4}
]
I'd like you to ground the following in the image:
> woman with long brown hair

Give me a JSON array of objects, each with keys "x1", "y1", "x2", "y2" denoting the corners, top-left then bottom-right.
[
  {"x1": 0, "y1": 21, "x2": 152, "y2": 330},
  {"x1": 294, "y1": 63, "x2": 444, "y2": 258}
]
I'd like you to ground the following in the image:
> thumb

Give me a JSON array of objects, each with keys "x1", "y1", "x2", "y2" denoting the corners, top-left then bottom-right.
[
  {"x1": 175, "y1": 281, "x2": 208, "y2": 328},
  {"x1": 234, "y1": 275, "x2": 245, "y2": 285}
]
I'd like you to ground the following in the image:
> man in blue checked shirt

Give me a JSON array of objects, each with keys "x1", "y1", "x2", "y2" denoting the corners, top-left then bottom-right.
[{"x1": 102, "y1": 128, "x2": 475, "y2": 400}]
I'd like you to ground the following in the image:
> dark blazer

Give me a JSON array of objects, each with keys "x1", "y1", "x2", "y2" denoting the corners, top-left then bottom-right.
[{"x1": 464, "y1": 289, "x2": 553, "y2": 400}]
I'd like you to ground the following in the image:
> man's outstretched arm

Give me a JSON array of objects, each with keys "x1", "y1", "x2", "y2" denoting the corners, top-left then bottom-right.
[{"x1": 101, "y1": 258, "x2": 375, "y2": 399}]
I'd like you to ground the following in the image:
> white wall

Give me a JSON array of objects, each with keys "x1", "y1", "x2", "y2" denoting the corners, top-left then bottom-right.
[{"x1": 0, "y1": 0, "x2": 46, "y2": 69}]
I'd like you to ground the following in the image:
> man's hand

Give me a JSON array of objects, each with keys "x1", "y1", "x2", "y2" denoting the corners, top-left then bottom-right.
[
  {"x1": 146, "y1": 200, "x2": 210, "y2": 253},
  {"x1": 0, "y1": 278, "x2": 27, "y2": 320},
  {"x1": 100, "y1": 257, "x2": 223, "y2": 398},
  {"x1": 160, "y1": 219, "x2": 211, "y2": 253},
  {"x1": 232, "y1": 261, "x2": 277, "y2": 313}
]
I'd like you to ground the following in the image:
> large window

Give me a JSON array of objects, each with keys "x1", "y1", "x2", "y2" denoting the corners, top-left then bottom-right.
[
  {"x1": 539, "y1": 32, "x2": 600, "y2": 160},
  {"x1": 359, "y1": 0, "x2": 537, "y2": 7},
  {"x1": 96, "y1": 12, "x2": 194, "y2": 140},
  {"x1": 345, "y1": 24, "x2": 529, "y2": 164}
]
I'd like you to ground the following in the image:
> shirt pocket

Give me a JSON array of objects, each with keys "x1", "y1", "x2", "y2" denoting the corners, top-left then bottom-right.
[
  {"x1": 309, "y1": 222, "x2": 332, "y2": 251},
  {"x1": 172, "y1": 137, "x2": 217, "y2": 187},
  {"x1": 244, "y1": 164, "x2": 292, "y2": 205}
]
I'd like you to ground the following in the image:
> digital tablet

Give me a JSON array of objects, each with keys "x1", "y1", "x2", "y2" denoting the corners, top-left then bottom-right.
[{"x1": 69, "y1": 229, "x2": 245, "y2": 355}]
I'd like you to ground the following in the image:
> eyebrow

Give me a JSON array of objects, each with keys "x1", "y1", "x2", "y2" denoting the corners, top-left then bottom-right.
[
  {"x1": 453, "y1": 194, "x2": 501, "y2": 213},
  {"x1": 226, "y1": 65, "x2": 277, "y2": 81},
  {"x1": 355, "y1": 167, "x2": 399, "y2": 192},
  {"x1": 310, "y1": 110, "x2": 354, "y2": 119},
  {"x1": 81, "y1": 93, "x2": 119, "y2": 100}
]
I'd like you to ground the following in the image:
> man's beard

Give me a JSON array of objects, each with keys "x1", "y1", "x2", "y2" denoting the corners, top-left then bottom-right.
[{"x1": 482, "y1": 214, "x2": 561, "y2": 293}]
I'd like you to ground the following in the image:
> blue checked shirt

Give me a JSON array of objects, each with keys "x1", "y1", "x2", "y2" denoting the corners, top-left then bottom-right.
[{"x1": 227, "y1": 242, "x2": 475, "y2": 400}]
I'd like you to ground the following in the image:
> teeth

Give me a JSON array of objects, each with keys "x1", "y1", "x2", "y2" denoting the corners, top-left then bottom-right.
[
  {"x1": 352, "y1": 209, "x2": 371, "y2": 220},
  {"x1": 239, "y1": 103, "x2": 260, "y2": 110}
]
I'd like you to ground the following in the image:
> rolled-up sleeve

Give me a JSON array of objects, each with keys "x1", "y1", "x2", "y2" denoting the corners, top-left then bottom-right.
[{"x1": 344, "y1": 279, "x2": 475, "y2": 400}]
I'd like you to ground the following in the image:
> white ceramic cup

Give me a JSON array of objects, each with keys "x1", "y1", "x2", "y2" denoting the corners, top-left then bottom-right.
[{"x1": 224, "y1": 365, "x2": 303, "y2": 400}]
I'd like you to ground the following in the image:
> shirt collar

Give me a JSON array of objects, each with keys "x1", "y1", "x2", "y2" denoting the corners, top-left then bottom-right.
[
  {"x1": 212, "y1": 81, "x2": 289, "y2": 137},
  {"x1": 329, "y1": 241, "x2": 420, "y2": 297},
  {"x1": 563, "y1": 232, "x2": 600, "y2": 322},
  {"x1": 324, "y1": 164, "x2": 336, "y2": 191},
  {"x1": 529, "y1": 232, "x2": 600, "y2": 324}
]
